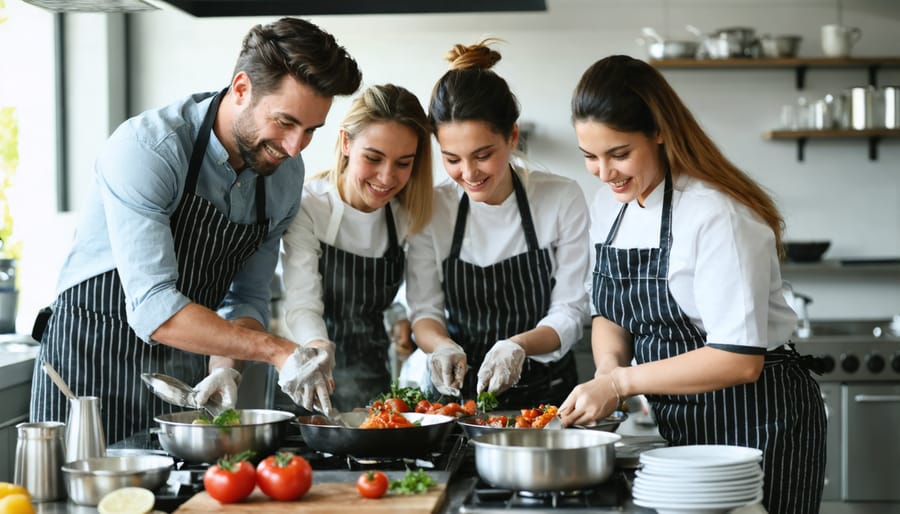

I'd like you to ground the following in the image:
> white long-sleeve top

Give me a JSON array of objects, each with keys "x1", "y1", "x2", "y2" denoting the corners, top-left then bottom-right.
[
  {"x1": 588, "y1": 173, "x2": 797, "y2": 351},
  {"x1": 281, "y1": 176, "x2": 410, "y2": 345},
  {"x1": 407, "y1": 169, "x2": 590, "y2": 363}
]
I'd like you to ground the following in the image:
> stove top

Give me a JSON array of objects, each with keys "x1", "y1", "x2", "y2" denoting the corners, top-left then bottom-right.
[{"x1": 458, "y1": 473, "x2": 630, "y2": 513}]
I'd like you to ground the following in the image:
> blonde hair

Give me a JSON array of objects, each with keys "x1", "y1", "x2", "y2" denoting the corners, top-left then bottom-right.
[
  {"x1": 323, "y1": 84, "x2": 433, "y2": 235},
  {"x1": 572, "y1": 55, "x2": 785, "y2": 254}
]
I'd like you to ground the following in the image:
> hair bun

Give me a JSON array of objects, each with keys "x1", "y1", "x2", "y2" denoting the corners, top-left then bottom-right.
[{"x1": 444, "y1": 38, "x2": 502, "y2": 71}]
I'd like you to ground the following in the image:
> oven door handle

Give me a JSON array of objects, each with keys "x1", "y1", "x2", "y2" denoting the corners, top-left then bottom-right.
[{"x1": 853, "y1": 394, "x2": 900, "y2": 403}]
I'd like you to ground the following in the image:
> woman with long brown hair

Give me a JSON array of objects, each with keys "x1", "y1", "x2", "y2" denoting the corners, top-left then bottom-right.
[{"x1": 559, "y1": 55, "x2": 825, "y2": 514}]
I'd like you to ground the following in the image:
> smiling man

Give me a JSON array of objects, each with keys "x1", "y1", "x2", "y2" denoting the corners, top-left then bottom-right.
[{"x1": 30, "y1": 17, "x2": 361, "y2": 444}]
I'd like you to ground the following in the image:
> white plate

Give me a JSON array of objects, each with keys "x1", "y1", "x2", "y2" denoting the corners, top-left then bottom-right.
[
  {"x1": 637, "y1": 464, "x2": 764, "y2": 482},
  {"x1": 633, "y1": 477, "x2": 762, "y2": 496},
  {"x1": 640, "y1": 444, "x2": 762, "y2": 468},
  {"x1": 633, "y1": 489, "x2": 764, "y2": 511},
  {"x1": 632, "y1": 483, "x2": 761, "y2": 503}
]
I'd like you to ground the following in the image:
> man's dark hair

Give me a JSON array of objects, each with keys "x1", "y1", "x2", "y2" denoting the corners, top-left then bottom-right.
[{"x1": 234, "y1": 17, "x2": 362, "y2": 98}]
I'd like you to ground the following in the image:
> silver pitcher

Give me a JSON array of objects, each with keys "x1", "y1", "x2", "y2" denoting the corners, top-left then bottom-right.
[
  {"x1": 14, "y1": 421, "x2": 66, "y2": 502},
  {"x1": 65, "y1": 396, "x2": 107, "y2": 463}
]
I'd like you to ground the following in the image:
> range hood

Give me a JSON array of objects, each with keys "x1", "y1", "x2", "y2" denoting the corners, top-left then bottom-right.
[{"x1": 23, "y1": 0, "x2": 546, "y2": 16}]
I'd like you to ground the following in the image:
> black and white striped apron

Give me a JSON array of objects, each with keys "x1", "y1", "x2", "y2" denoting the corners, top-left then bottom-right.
[
  {"x1": 443, "y1": 170, "x2": 576, "y2": 409},
  {"x1": 30, "y1": 88, "x2": 270, "y2": 444},
  {"x1": 318, "y1": 203, "x2": 404, "y2": 411},
  {"x1": 592, "y1": 173, "x2": 826, "y2": 514}
]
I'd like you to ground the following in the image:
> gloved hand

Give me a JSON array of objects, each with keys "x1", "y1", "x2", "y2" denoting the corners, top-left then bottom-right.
[
  {"x1": 193, "y1": 367, "x2": 242, "y2": 408},
  {"x1": 428, "y1": 342, "x2": 467, "y2": 397},
  {"x1": 477, "y1": 339, "x2": 525, "y2": 395},
  {"x1": 278, "y1": 342, "x2": 336, "y2": 415}
]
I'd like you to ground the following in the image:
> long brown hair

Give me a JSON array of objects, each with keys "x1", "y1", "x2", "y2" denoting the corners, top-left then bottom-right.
[{"x1": 571, "y1": 55, "x2": 785, "y2": 253}]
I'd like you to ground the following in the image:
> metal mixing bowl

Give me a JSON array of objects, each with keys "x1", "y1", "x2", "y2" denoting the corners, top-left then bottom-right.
[
  {"x1": 62, "y1": 455, "x2": 174, "y2": 506},
  {"x1": 471, "y1": 429, "x2": 621, "y2": 491},
  {"x1": 154, "y1": 409, "x2": 294, "y2": 464}
]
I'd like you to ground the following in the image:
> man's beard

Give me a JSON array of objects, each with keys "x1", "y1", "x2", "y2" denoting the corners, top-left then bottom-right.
[{"x1": 233, "y1": 111, "x2": 282, "y2": 176}]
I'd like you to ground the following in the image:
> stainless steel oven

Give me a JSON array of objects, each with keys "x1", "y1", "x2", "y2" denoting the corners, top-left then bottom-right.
[{"x1": 796, "y1": 319, "x2": 900, "y2": 514}]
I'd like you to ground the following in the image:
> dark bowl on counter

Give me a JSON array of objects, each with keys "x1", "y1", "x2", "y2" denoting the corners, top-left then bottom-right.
[{"x1": 783, "y1": 240, "x2": 830, "y2": 263}]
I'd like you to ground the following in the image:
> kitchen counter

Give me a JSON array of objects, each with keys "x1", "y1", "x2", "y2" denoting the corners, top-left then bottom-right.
[{"x1": 0, "y1": 333, "x2": 39, "y2": 390}]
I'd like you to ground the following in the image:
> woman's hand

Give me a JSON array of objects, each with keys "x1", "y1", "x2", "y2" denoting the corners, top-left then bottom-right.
[
  {"x1": 558, "y1": 372, "x2": 621, "y2": 427},
  {"x1": 429, "y1": 342, "x2": 467, "y2": 397}
]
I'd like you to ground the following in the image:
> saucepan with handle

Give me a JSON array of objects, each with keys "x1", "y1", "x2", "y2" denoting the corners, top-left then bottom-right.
[{"x1": 293, "y1": 411, "x2": 457, "y2": 458}]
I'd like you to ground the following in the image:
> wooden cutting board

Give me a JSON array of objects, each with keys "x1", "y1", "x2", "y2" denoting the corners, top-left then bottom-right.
[{"x1": 174, "y1": 482, "x2": 447, "y2": 513}]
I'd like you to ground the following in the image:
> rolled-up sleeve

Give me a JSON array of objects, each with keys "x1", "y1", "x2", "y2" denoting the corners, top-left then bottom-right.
[{"x1": 96, "y1": 132, "x2": 191, "y2": 343}]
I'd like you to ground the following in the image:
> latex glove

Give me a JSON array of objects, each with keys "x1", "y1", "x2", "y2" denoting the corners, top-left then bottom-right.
[
  {"x1": 303, "y1": 340, "x2": 336, "y2": 381},
  {"x1": 278, "y1": 343, "x2": 335, "y2": 414},
  {"x1": 193, "y1": 367, "x2": 242, "y2": 408},
  {"x1": 428, "y1": 342, "x2": 467, "y2": 397},
  {"x1": 477, "y1": 339, "x2": 525, "y2": 395}
]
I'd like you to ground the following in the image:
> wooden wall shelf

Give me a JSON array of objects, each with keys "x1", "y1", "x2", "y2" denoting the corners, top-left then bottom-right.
[
  {"x1": 762, "y1": 129, "x2": 900, "y2": 161},
  {"x1": 650, "y1": 56, "x2": 900, "y2": 89}
]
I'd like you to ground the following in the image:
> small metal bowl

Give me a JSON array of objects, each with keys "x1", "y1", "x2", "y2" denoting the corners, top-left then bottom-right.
[{"x1": 62, "y1": 455, "x2": 174, "y2": 506}]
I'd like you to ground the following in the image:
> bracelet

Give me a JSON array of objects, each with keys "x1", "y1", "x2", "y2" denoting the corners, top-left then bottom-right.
[{"x1": 609, "y1": 370, "x2": 622, "y2": 404}]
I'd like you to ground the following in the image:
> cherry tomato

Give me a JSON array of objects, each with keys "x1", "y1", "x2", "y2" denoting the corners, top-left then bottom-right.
[
  {"x1": 463, "y1": 399, "x2": 477, "y2": 416},
  {"x1": 415, "y1": 399, "x2": 432, "y2": 413},
  {"x1": 384, "y1": 398, "x2": 410, "y2": 413},
  {"x1": 256, "y1": 452, "x2": 313, "y2": 501},
  {"x1": 203, "y1": 453, "x2": 256, "y2": 504},
  {"x1": 357, "y1": 470, "x2": 389, "y2": 499}
]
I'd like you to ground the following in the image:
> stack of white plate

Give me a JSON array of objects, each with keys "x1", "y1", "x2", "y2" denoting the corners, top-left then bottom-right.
[{"x1": 632, "y1": 445, "x2": 765, "y2": 514}]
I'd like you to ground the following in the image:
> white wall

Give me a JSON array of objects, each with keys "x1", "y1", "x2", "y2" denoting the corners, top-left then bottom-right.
[{"x1": 61, "y1": 0, "x2": 900, "y2": 320}]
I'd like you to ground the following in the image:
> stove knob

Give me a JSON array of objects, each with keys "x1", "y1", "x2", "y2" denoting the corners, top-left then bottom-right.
[
  {"x1": 865, "y1": 353, "x2": 885, "y2": 373},
  {"x1": 820, "y1": 355, "x2": 835, "y2": 374},
  {"x1": 892, "y1": 353, "x2": 900, "y2": 374},
  {"x1": 841, "y1": 353, "x2": 860, "y2": 373}
]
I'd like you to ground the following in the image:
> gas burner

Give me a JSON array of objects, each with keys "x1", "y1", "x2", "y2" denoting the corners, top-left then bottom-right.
[{"x1": 460, "y1": 474, "x2": 627, "y2": 513}]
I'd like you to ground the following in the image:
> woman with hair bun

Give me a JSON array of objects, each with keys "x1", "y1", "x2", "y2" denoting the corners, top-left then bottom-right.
[
  {"x1": 560, "y1": 55, "x2": 825, "y2": 514},
  {"x1": 281, "y1": 84, "x2": 433, "y2": 412},
  {"x1": 406, "y1": 40, "x2": 589, "y2": 408}
]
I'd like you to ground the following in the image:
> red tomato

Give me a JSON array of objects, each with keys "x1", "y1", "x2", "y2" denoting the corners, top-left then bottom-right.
[
  {"x1": 256, "y1": 452, "x2": 313, "y2": 501},
  {"x1": 415, "y1": 399, "x2": 432, "y2": 413},
  {"x1": 463, "y1": 399, "x2": 477, "y2": 416},
  {"x1": 357, "y1": 470, "x2": 389, "y2": 499},
  {"x1": 384, "y1": 398, "x2": 410, "y2": 413},
  {"x1": 203, "y1": 453, "x2": 257, "y2": 504}
]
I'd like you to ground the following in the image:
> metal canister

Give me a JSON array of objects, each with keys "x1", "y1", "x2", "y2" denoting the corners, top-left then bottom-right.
[
  {"x1": 882, "y1": 86, "x2": 900, "y2": 129},
  {"x1": 847, "y1": 86, "x2": 876, "y2": 129},
  {"x1": 14, "y1": 421, "x2": 67, "y2": 502}
]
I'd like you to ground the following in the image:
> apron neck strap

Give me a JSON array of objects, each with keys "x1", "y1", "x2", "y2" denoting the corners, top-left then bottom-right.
[
  {"x1": 449, "y1": 167, "x2": 538, "y2": 259},
  {"x1": 185, "y1": 87, "x2": 228, "y2": 195}
]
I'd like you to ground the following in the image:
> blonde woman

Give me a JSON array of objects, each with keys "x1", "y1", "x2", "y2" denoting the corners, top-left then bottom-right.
[
  {"x1": 560, "y1": 55, "x2": 825, "y2": 514},
  {"x1": 281, "y1": 84, "x2": 432, "y2": 412},
  {"x1": 407, "y1": 40, "x2": 589, "y2": 408}
]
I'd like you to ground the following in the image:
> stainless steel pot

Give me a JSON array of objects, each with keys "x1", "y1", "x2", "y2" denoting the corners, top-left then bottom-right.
[
  {"x1": 759, "y1": 34, "x2": 802, "y2": 58},
  {"x1": 154, "y1": 409, "x2": 293, "y2": 463},
  {"x1": 647, "y1": 40, "x2": 699, "y2": 60},
  {"x1": 294, "y1": 411, "x2": 456, "y2": 458},
  {"x1": 471, "y1": 429, "x2": 622, "y2": 491}
]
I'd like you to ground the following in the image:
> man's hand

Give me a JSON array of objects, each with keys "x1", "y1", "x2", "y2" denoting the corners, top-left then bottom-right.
[{"x1": 193, "y1": 367, "x2": 242, "y2": 408}]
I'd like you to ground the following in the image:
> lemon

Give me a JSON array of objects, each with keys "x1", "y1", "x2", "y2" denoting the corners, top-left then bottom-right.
[
  {"x1": 0, "y1": 482, "x2": 29, "y2": 500},
  {"x1": 97, "y1": 487, "x2": 155, "y2": 514}
]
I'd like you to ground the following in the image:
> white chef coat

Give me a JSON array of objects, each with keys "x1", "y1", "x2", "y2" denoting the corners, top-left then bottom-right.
[
  {"x1": 589, "y1": 173, "x2": 797, "y2": 351},
  {"x1": 407, "y1": 168, "x2": 590, "y2": 362},
  {"x1": 281, "y1": 176, "x2": 410, "y2": 345}
]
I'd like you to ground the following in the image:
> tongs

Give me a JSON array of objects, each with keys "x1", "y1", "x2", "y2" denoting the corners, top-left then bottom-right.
[{"x1": 140, "y1": 372, "x2": 227, "y2": 419}]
